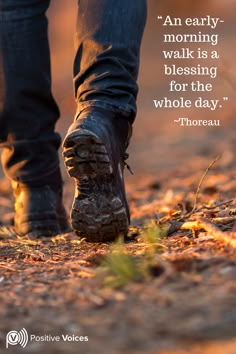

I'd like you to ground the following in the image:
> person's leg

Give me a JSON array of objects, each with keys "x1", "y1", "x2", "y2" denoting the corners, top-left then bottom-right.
[
  {"x1": 73, "y1": 0, "x2": 147, "y2": 120},
  {"x1": 0, "y1": 0, "x2": 69, "y2": 235},
  {"x1": 63, "y1": 0, "x2": 147, "y2": 241}
]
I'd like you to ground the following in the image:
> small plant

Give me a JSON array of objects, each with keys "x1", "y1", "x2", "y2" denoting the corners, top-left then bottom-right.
[
  {"x1": 143, "y1": 221, "x2": 167, "y2": 253},
  {"x1": 101, "y1": 222, "x2": 168, "y2": 288},
  {"x1": 142, "y1": 221, "x2": 167, "y2": 275},
  {"x1": 101, "y1": 237, "x2": 143, "y2": 288}
]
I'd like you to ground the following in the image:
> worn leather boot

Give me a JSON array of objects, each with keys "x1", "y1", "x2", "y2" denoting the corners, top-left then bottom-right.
[
  {"x1": 12, "y1": 181, "x2": 70, "y2": 237},
  {"x1": 63, "y1": 108, "x2": 132, "y2": 242}
]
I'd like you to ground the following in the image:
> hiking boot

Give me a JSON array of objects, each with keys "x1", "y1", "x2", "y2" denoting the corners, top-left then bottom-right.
[
  {"x1": 13, "y1": 181, "x2": 70, "y2": 236},
  {"x1": 63, "y1": 108, "x2": 132, "y2": 242}
]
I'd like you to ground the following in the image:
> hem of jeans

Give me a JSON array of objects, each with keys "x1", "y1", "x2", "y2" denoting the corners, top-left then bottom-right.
[
  {"x1": 75, "y1": 101, "x2": 136, "y2": 122},
  {"x1": 9, "y1": 163, "x2": 61, "y2": 185}
]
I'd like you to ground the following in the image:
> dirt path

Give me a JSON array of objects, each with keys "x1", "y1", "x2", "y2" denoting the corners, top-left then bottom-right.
[{"x1": 0, "y1": 158, "x2": 236, "y2": 354}]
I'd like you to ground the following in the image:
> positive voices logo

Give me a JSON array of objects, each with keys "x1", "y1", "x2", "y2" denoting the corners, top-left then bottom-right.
[
  {"x1": 6, "y1": 328, "x2": 88, "y2": 349},
  {"x1": 6, "y1": 328, "x2": 28, "y2": 348}
]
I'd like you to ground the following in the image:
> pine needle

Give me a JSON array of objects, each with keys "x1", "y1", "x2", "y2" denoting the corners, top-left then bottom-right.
[{"x1": 188, "y1": 154, "x2": 222, "y2": 216}]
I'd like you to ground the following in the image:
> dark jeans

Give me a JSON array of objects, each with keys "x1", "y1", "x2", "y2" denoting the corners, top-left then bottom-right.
[{"x1": 0, "y1": 0, "x2": 147, "y2": 184}]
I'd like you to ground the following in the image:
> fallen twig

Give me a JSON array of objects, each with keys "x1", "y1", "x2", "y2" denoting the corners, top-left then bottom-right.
[
  {"x1": 195, "y1": 199, "x2": 234, "y2": 213},
  {"x1": 174, "y1": 217, "x2": 236, "y2": 248},
  {"x1": 168, "y1": 216, "x2": 236, "y2": 237},
  {"x1": 197, "y1": 217, "x2": 236, "y2": 248},
  {"x1": 212, "y1": 216, "x2": 236, "y2": 225},
  {"x1": 176, "y1": 217, "x2": 236, "y2": 231},
  {"x1": 188, "y1": 154, "x2": 222, "y2": 216},
  {"x1": 0, "y1": 263, "x2": 16, "y2": 271}
]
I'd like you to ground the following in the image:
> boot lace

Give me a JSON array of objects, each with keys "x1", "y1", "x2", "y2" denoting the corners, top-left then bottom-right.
[{"x1": 123, "y1": 153, "x2": 134, "y2": 175}]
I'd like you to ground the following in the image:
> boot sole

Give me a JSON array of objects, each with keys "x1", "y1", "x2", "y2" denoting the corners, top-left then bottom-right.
[{"x1": 63, "y1": 129, "x2": 129, "y2": 242}]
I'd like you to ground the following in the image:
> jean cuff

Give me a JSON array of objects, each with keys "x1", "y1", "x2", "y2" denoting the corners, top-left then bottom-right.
[{"x1": 76, "y1": 100, "x2": 136, "y2": 123}]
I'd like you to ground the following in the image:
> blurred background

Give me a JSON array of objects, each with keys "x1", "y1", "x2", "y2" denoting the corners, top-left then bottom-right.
[
  {"x1": 46, "y1": 0, "x2": 236, "y2": 185},
  {"x1": 1, "y1": 1, "x2": 234, "y2": 184}
]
